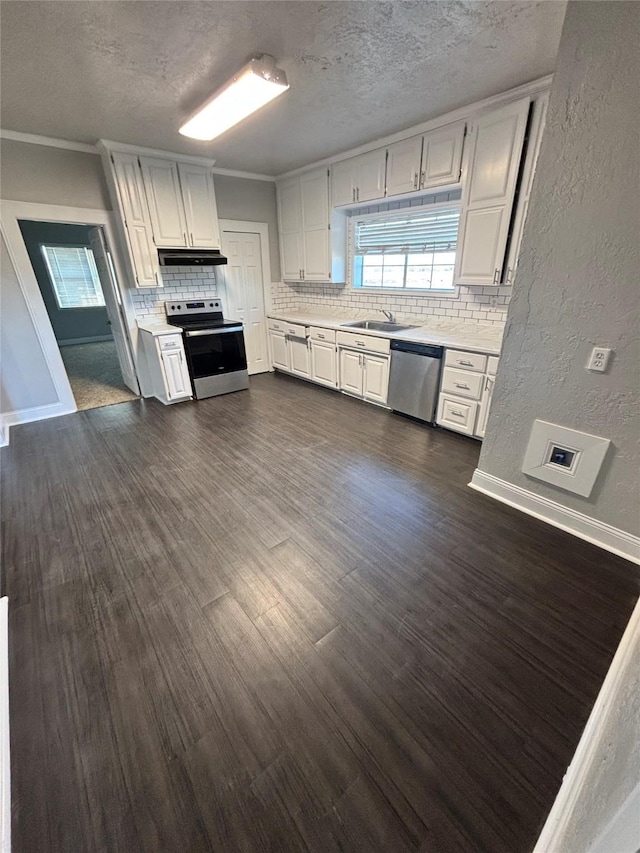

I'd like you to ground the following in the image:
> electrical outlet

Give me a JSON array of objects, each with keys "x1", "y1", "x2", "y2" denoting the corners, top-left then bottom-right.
[{"x1": 586, "y1": 346, "x2": 612, "y2": 373}]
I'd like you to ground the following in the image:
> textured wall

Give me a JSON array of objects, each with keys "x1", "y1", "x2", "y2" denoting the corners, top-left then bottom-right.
[
  {"x1": 1, "y1": 232, "x2": 58, "y2": 415},
  {"x1": 476, "y1": 1, "x2": 640, "y2": 536},
  {"x1": 0, "y1": 140, "x2": 112, "y2": 209}
]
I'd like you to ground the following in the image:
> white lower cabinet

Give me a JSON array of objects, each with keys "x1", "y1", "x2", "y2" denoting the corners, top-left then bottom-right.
[
  {"x1": 362, "y1": 354, "x2": 389, "y2": 405},
  {"x1": 339, "y1": 349, "x2": 364, "y2": 396},
  {"x1": 162, "y1": 349, "x2": 190, "y2": 400},
  {"x1": 269, "y1": 329, "x2": 290, "y2": 371},
  {"x1": 139, "y1": 330, "x2": 192, "y2": 405},
  {"x1": 310, "y1": 339, "x2": 337, "y2": 388},
  {"x1": 437, "y1": 348, "x2": 498, "y2": 439}
]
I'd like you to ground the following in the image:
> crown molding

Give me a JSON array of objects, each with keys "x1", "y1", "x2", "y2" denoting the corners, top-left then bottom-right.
[
  {"x1": 0, "y1": 129, "x2": 97, "y2": 154},
  {"x1": 277, "y1": 73, "x2": 554, "y2": 180}
]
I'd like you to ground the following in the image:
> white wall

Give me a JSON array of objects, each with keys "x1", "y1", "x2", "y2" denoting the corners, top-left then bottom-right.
[
  {"x1": 1, "y1": 232, "x2": 58, "y2": 415},
  {"x1": 476, "y1": 1, "x2": 640, "y2": 538}
]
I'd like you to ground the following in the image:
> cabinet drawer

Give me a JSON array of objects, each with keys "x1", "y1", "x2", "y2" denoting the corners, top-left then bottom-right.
[
  {"x1": 444, "y1": 349, "x2": 487, "y2": 372},
  {"x1": 487, "y1": 356, "x2": 499, "y2": 375},
  {"x1": 268, "y1": 318, "x2": 286, "y2": 332},
  {"x1": 441, "y1": 367, "x2": 484, "y2": 400},
  {"x1": 437, "y1": 395, "x2": 478, "y2": 436},
  {"x1": 336, "y1": 330, "x2": 390, "y2": 355},
  {"x1": 308, "y1": 326, "x2": 336, "y2": 343},
  {"x1": 284, "y1": 322, "x2": 307, "y2": 339},
  {"x1": 158, "y1": 334, "x2": 183, "y2": 351}
]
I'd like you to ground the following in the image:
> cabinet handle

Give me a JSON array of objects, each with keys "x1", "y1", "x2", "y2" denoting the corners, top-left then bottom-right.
[
  {"x1": 357, "y1": 188, "x2": 360, "y2": 201},
  {"x1": 451, "y1": 409, "x2": 464, "y2": 417},
  {"x1": 459, "y1": 359, "x2": 473, "y2": 366},
  {"x1": 183, "y1": 232, "x2": 188, "y2": 246},
  {"x1": 190, "y1": 232, "x2": 195, "y2": 245},
  {"x1": 420, "y1": 170, "x2": 426, "y2": 187},
  {"x1": 317, "y1": 333, "x2": 325, "y2": 339},
  {"x1": 493, "y1": 268, "x2": 500, "y2": 284},
  {"x1": 154, "y1": 272, "x2": 160, "y2": 285},
  {"x1": 356, "y1": 341, "x2": 365, "y2": 347},
  {"x1": 506, "y1": 266, "x2": 514, "y2": 284},
  {"x1": 352, "y1": 188, "x2": 356, "y2": 202},
  {"x1": 302, "y1": 269, "x2": 305, "y2": 280},
  {"x1": 454, "y1": 383, "x2": 469, "y2": 389},
  {"x1": 413, "y1": 172, "x2": 418, "y2": 189}
]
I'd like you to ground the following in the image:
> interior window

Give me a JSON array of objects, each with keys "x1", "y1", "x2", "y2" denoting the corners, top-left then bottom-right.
[
  {"x1": 41, "y1": 244, "x2": 105, "y2": 309},
  {"x1": 352, "y1": 205, "x2": 460, "y2": 291}
]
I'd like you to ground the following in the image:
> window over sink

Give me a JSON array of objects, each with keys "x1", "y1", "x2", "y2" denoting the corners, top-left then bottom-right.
[{"x1": 351, "y1": 203, "x2": 460, "y2": 293}]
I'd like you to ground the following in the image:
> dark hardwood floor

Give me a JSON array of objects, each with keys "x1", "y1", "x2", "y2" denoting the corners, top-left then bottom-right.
[{"x1": 2, "y1": 372, "x2": 638, "y2": 852}]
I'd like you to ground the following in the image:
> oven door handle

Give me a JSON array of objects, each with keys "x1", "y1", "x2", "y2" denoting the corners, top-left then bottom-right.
[{"x1": 185, "y1": 326, "x2": 243, "y2": 337}]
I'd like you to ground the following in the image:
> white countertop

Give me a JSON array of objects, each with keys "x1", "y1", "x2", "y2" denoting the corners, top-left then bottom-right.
[
  {"x1": 267, "y1": 310, "x2": 503, "y2": 356},
  {"x1": 137, "y1": 318, "x2": 181, "y2": 336}
]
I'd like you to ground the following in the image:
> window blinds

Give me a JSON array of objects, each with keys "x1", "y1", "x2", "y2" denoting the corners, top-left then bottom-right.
[
  {"x1": 354, "y1": 206, "x2": 460, "y2": 255},
  {"x1": 41, "y1": 245, "x2": 105, "y2": 309}
]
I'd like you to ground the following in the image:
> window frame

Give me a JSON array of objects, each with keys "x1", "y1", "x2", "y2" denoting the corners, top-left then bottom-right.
[
  {"x1": 40, "y1": 242, "x2": 106, "y2": 310},
  {"x1": 348, "y1": 201, "x2": 461, "y2": 296}
]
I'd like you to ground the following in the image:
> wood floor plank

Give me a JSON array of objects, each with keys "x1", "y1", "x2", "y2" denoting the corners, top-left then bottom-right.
[{"x1": 3, "y1": 372, "x2": 638, "y2": 852}]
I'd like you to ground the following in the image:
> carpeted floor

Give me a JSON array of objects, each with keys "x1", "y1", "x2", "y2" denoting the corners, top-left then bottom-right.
[{"x1": 60, "y1": 340, "x2": 139, "y2": 411}]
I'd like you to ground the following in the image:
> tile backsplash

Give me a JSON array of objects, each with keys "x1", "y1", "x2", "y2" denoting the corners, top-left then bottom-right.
[
  {"x1": 271, "y1": 190, "x2": 511, "y2": 327},
  {"x1": 130, "y1": 267, "x2": 218, "y2": 319}
]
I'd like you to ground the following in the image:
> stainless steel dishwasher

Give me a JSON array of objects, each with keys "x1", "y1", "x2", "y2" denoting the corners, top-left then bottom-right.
[{"x1": 387, "y1": 340, "x2": 444, "y2": 424}]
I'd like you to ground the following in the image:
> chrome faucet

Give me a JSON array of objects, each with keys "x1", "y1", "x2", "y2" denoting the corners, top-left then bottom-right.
[{"x1": 381, "y1": 309, "x2": 396, "y2": 323}]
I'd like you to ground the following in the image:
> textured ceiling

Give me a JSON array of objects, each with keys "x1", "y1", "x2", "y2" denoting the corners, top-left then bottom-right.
[{"x1": 0, "y1": 1, "x2": 566, "y2": 175}]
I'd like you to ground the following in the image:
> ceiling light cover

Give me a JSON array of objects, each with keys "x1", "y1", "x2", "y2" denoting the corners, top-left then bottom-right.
[{"x1": 179, "y1": 55, "x2": 289, "y2": 141}]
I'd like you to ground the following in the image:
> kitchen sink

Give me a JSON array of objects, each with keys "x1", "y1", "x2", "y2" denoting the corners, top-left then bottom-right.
[{"x1": 341, "y1": 320, "x2": 418, "y2": 332}]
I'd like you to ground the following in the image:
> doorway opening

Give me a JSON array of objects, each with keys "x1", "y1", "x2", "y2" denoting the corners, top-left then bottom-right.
[{"x1": 18, "y1": 219, "x2": 139, "y2": 411}]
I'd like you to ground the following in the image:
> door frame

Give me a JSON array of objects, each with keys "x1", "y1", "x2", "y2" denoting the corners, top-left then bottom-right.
[
  {"x1": 0, "y1": 200, "x2": 140, "y2": 425},
  {"x1": 217, "y1": 219, "x2": 273, "y2": 315}
]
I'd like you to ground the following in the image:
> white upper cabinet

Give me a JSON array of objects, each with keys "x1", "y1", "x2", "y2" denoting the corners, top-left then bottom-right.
[
  {"x1": 140, "y1": 157, "x2": 188, "y2": 248},
  {"x1": 454, "y1": 97, "x2": 530, "y2": 286},
  {"x1": 331, "y1": 149, "x2": 386, "y2": 206},
  {"x1": 178, "y1": 163, "x2": 221, "y2": 249},
  {"x1": 420, "y1": 121, "x2": 465, "y2": 189},
  {"x1": 386, "y1": 136, "x2": 423, "y2": 196},
  {"x1": 277, "y1": 176, "x2": 303, "y2": 281},
  {"x1": 301, "y1": 169, "x2": 330, "y2": 281},
  {"x1": 110, "y1": 153, "x2": 159, "y2": 288},
  {"x1": 504, "y1": 92, "x2": 549, "y2": 283}
]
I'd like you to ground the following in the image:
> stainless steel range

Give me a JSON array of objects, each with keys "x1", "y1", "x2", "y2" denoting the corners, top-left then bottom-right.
[{"x1": 165, "y1": 300, "x2": 249, "y2": 399}]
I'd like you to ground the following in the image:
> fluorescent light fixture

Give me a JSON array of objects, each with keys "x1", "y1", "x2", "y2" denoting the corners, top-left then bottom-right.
[{"x1": 179, "y1": 54, "x2": 290, "y2": 141}]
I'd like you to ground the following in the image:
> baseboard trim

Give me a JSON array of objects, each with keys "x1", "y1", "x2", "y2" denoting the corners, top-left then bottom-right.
[
  {"x1": 1, "y1": 400, "x2": 77, "y2": 429},
  {"x1": 0, "y1": 425, "x2": 8, "y2": 448},
  {"x1": 533, "y1": 595, "x2": 640, "y2": 852},
  {"x1": 469, "y1": 469, "x2": 640, "y2": 565},
  {"x1": 58, "y1": 335, "x2": 114, "y2": 346}
]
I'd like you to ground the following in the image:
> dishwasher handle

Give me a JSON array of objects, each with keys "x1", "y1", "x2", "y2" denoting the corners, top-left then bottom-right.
[{"x1": 390, "y1": 340, "x2": 444, "y2": 359}]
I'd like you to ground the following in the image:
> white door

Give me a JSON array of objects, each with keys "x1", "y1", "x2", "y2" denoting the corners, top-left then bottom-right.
[
  {"x1": 310, "y1": 339, "x2": 337, "y2": 388},
  {"x1": 221, "y1": 231, "x2": 269, "y2": 375},
  {"x1": 178, "y1": 163, "x2": 220, "y2": 249},
  {"x1": 386, "y1": 136, "x2": 423, "y2": 196},
  {"x1": 111, "y1": 153, "x2": 158, "y2": 288},
  {"x1": 475, "y1": 375, "x2": 494, "y2": 439},
  {"x1": 421, "y1": 122, "x2": 465, "y2": 189},
  {"x1": 269, "y1": 330, "x2": 289, "y2": 371},
  {"x1": 162, "y1": 349, "x2": 190, "y2": 399},
  {"x1": 355, "y1": 150, "x2": 387, "y2": 202},
  {"x1": 363, "y1": 354, "x2": 389, "y2": 405},
  {"x1": 289, "y1": 336, "x2": 310, "y2": 377},
  {"x1": 301, "y1": 169, "x2": 330, "y2": 281},
  {"x1": 331, "y1": 159, "x2": 356, "y2": 207},
  {"x1": 339, "y1": 349, "x2": 363, "y2": 396},
  {"x1": 139, "y1": 157, "x2": 188, "y2": 247},
  {"x1": 277, "y1": 177, "x2": 303, "y2": 280},
  {"x1": 88, "y1": 227, "x2": 140, "y2": 395},
  {"x1": 454, "y1": 98, "x2": 530, "y2": 286}
]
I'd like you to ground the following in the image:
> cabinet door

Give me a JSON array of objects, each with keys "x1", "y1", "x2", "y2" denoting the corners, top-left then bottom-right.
[
  {"x1": 310, "y1": 339, "x2": 337, "y2": 388},
  {"x1": 386, "y1": 136, "x2": 423, "y2": 197},
  {"x1": 269, "y1": 330, "x2": 290, "y2": 371},
  {"x1": 454, "y1": 98, "x2": 530, "y2": 286},
  {"x1": 162, "y1": 349, "x2": 190, "y2": 400},
  {"x1": 289, "y1": 336, "x2": 310, "y2": 378},
  {"x1": 339, "y1": 349, "x2": 364, "y2": 396},
  {"x1": 301, "y1": 168, "x2": 330, "y2": 281},
  {"x1": 178, "y1": 163, "x2": 220, "y2": 248},
  {"x1": 277, "y1": 177, "x2": 303, "y2": 280},
  {"x1": 504, "y1": 92, "x2": 549, "y2": 283},
  {"x1": 363, "y1": 354, "x2": 390, "y2": 405},
  {"x1": 355, "y1": 149, "x2": 387, "y2": 202},
  {"x1": 331, "y1": 159, "x2": 356, "y2": 207},
  {"x1": 140, "y1": 157, "x2": 188, "y2": 247},
  {"x1": 111, "y1": 153, "x2": 159, "y2": 288},
  {"x1": 421, "y1": 122, "x2": 465, "y2": 189},
  {"x1": 475, "y1": 375, "x2": 495, "y2": 439}
]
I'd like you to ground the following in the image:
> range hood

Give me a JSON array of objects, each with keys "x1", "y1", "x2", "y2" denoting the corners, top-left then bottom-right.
[{"x1": 157, "y1": 249, "x2": 228, "y2": 267}]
